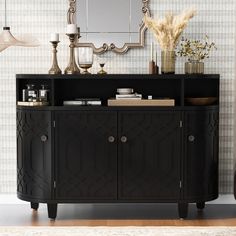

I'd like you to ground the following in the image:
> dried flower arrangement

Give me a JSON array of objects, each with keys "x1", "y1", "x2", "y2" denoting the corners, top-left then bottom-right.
[
  {"x1": 144, "y1": 8, "x2": 196, "y2": 51},
  {"x1": 177, "y1": 35, "x2": 217, "y2": 62}
]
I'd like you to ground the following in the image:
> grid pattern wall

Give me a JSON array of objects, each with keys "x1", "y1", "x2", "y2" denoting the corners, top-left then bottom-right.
[{"x1": 0, "y1": 0, "x2": 235, "y2": 193}]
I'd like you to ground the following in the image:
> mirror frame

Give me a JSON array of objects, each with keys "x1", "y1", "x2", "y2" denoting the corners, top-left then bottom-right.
[{"x1": 67, "y1": 0, "x2": 151, "y2": 54}]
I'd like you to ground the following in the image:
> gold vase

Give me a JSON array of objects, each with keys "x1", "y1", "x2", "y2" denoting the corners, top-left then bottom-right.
[
  {"x1": 185, "y1": 60, "x2": 204, "y2": 74},
  {"x1": 161, "y1": 50, "x2": 176, "y2": 74}
]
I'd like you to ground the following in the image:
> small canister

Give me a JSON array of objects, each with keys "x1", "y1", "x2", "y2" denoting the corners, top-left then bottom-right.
[
  {"x1": 26, "y1": 84, "x2": 38, "y2": 102},
  {"x1": 39, "y1": 85, "x2": 49, "y2": 102}
]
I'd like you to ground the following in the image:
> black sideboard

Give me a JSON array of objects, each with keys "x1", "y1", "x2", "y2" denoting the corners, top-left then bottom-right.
[{"x1": 16, "y1": 74, "x2": 219, "y2": 219}]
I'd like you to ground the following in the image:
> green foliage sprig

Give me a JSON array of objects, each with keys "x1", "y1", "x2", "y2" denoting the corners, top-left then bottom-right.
[{"x1": 177, "y1": 35, "x2": 217, "y2": 62}]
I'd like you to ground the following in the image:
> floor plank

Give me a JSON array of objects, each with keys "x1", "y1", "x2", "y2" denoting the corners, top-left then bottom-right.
[{"x1": 1, "y1": 204, "x2": 236, "y2": 226}]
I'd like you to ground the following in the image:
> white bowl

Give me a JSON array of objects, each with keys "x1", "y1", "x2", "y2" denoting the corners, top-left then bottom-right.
[{"x1": 117, "y1": 88, "x2": 134, "y2": 95}]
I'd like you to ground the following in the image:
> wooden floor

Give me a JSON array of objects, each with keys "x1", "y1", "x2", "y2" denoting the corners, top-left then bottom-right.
[{"x1": 1, "y1": 204, "x2": 236, "y2": 226}]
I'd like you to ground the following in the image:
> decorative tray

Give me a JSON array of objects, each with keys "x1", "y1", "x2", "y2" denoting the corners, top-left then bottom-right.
[
  {"x1": 185, "y1": 97, "x2": 217, "y2": 106},
  {"x1": 108, "y1": 99, "x2": 175, "y2": 106},
  {"x1": 17, "y1": 101, "x2": 49, "y2": 106}
]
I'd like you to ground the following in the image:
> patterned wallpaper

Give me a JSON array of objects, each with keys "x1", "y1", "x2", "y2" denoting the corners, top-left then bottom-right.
[{"x1": 0, "y1": 0, "x2": 235, "y2": 193}]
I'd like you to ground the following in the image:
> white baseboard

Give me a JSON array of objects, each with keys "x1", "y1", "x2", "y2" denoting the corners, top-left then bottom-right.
[
  {"x1": 207, "y1": 194, "x2": 235, "y2": 204},
  {"x1": 0, "y1": 194, "x2": 235, "y2": 205},
  {"x1": 0, "y1": 194, "x2": 27, "y2": 204}
]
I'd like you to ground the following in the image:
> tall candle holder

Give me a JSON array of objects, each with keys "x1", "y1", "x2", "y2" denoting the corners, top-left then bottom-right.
[
  {"x1": 64, "y1": 33, "x2": 80, "y2": 74},
  {"x1": 48, "y1": 41, "x2": 62, "y2": 75}
]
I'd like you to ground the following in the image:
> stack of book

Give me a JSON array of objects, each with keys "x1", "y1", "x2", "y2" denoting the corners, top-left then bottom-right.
[{"x1": 107, "y1": 88, "x2": 175, "y2": 107}]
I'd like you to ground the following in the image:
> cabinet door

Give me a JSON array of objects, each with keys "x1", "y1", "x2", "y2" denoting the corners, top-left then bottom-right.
[
  {"x1": 184, "y1": 110, "x2": 219, "y2": 200},
  {"x1": 118, "y1": 111, "x2": 182, "y2": 200},
  {"x1": 55, "y1": 111, "x2": 117, "y2": 200},
  {"x1": 17, "y1": 110, "x2": 52, "y2": 200}
]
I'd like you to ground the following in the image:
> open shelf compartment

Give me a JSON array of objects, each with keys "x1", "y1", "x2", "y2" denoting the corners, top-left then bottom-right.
[{"x1": 16, "y1": 74, "x2": 219, "y2": 108}]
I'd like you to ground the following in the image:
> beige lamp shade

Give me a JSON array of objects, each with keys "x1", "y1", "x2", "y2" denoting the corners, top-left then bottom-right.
[
  {"x1": 0, "y1": 27, "x2": 40, "y2": 52},
  {"x1": 0, "y1": 44, "x2": 8, "y2": 52},
  {"x1": 0, "y1": 0, "x2": 40, "y2": 52}
]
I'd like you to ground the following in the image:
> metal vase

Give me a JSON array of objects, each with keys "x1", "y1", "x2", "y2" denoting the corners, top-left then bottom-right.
[
  {"x1": 161, "y1": 50, "x2": 176, "y2": 74},
  {"x1": 185, "y1": 60, "x2": 204, "y2": 74}
]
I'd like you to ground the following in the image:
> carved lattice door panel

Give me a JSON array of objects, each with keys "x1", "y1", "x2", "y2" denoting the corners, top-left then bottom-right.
[
  {"x1": 184, "y1": 110, "x2": 219, "y2": 200},
  {"x1": 17, "y1": 110, "x2": 52, "y2": 199}
]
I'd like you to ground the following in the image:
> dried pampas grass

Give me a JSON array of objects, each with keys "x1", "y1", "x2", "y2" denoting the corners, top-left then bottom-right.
[{"x1": 144, "y1": 8, "x2": 196, "y2": 51}]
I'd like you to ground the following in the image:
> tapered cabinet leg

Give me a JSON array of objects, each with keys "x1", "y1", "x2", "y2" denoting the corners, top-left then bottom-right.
[
  {"x1": 31, "y1": 202, "x2": 39, "y2": 211},
  {"x1": 47, "y1": 203, "x2": 57, "y2": 219},
  {"x1": 196, "y1": 202, "x2": 205, "y2": 210},
  {"x1": 178, "y1": 202, "x2": 188, "y2": 219}
]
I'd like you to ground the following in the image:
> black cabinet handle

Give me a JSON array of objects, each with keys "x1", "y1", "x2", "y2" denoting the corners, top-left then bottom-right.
[
  {"x1": 41, "y1": 135, "x2": 48, "y2": 142},
  {"x1": 121, "y1": 136, "x2": 128, "y2": 143},
  {"x1": 108, "y1": 136, "x2": 115, "y2": 143},
  {"x1": 188, "y1": 135, "x2": 195, "y2": 142}
]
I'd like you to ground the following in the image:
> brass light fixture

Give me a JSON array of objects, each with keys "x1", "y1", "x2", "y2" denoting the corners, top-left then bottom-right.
[{"x1": 0, "y1": 0, "x2": 40, "y2": 52}]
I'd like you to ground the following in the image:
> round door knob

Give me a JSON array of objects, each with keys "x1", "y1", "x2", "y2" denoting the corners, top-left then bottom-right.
[
  {"x1": 188, "y1": 135, "x2": 195, "y2": 142},
  {"x1": 121, "y1": 136, "x2": 128, "y2": 143},
  {"x1": 108, "y1": 136, "x2": 115, "y2": 143},
  {"x1": 41, "y1": 135, "x2": 48, "y2": 142}
]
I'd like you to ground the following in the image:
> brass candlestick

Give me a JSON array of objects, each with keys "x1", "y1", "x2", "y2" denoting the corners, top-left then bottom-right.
[
  {"x1": 65, "y1": 33, "x2": 80, "y2": 74},
  {"x1": 48, "y1": 41, "x2": 62, "y2": 75}
]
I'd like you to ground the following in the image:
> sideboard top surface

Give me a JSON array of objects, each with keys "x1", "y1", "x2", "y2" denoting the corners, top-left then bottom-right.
[{"x1": 16, "y1": 74, "x2": 220, "y2": 80}]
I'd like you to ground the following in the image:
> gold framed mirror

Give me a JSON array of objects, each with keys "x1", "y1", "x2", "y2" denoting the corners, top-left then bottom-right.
[{"x1": 67, "y1": 0, "x2": 150, "y2": 54}]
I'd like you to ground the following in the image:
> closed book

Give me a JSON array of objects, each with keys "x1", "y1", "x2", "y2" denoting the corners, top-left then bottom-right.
[
  {"x1": 116, "y1": 94, "x2": 142, "y2": 99},
  {"x1": 63, "y1": 100, "x2": 101, "y2": 106},
  {"x1": 116, "y1": 97, "x2": 142, "y2": 100},
  {"x1": 86, "y1": 101, "x2": 102, "y2": 105}
]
